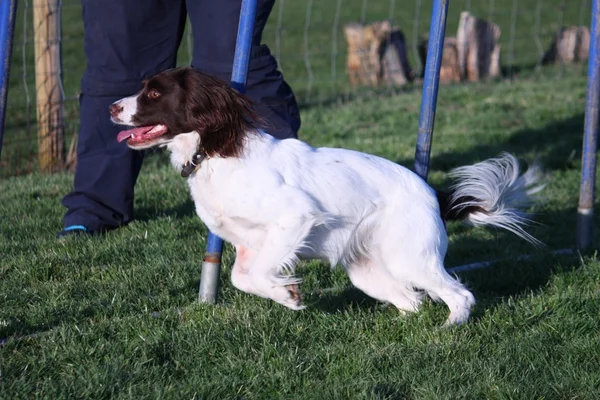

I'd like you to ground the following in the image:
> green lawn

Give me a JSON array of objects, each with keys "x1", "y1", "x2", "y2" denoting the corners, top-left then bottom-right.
[
  {"x1": 2, "y1": 63, "x2": 600, "y2": 398},
  {"x1": 2, "y1": 0, "x2": 599, "y2": 397}
]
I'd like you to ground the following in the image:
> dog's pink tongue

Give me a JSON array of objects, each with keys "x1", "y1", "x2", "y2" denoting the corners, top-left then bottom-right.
[{"x1": 117, "y1": 127, "x2": 152, "y2": 143}]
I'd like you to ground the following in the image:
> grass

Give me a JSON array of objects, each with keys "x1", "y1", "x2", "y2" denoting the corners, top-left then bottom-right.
[
  {"x1": 2, "y1": 63, "x2": 600, "y2": 398},
  {"x1": 1, "y1": 0, "x2": 599, "y2": 397}
]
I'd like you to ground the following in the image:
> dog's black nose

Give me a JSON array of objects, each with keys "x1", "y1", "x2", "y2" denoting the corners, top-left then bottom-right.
[{"x1": 109, "y1": 103, "x2": 123, "y2": 118}]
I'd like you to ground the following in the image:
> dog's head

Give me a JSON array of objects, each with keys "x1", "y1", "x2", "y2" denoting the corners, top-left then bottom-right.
[{"x1": 110, "y1": 67, "x2": 257, "y2": 157}]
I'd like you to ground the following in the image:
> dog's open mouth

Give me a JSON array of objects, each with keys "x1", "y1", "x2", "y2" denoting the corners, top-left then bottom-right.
[{"x1": 117, "y1": 125, "x2": 168, "y2": 146}]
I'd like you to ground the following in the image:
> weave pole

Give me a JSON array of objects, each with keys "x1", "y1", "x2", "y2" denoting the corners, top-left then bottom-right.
[
  {"x1": 198, "y1": 0, "x2": 258, "y2": 303},
  {"x1": 0, "y1": 0, "x2": 17, "y2": 159},
  {"x1": 576, "y1": 0, "x2": 600, "y2": 251},
  {"x1": 414, "y1": 0, "x2": 450, "y2": 181}
]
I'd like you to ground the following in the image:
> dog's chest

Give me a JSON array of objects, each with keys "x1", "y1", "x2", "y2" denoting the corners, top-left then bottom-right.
[{"x1": 186, "y1": 170, "x2": 266, "y2": 248}]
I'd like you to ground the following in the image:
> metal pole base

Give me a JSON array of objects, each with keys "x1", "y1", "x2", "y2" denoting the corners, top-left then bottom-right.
[
  {"x1": 576, "y1": 208, "x2": 594, "y2": 251},
  {"x1": 198, "y1": 260, "x2": 221, "y2": 303}
]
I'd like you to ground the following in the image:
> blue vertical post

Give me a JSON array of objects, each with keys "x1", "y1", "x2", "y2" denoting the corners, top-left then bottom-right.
[
  {"x1": 414, "y1": 0, "x2": 450, "y2": 181},
  {"x1": 577, "y1": 0, "x2": 600, "y2": 251},
  {"x1": 0, "y1": 0, "x2": 18, "y2": 159},
  {"x1": 198, "y1": 0, "x2": 258, "y2": 303}
]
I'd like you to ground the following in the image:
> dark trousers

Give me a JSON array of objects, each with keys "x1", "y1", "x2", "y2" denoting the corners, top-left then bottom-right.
[{"x1": 61, "y1": 0, "x2": 300, "y2": 232}]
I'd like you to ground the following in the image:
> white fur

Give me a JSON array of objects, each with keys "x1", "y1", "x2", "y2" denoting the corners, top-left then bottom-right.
[
  {"x1": 158, "y1": 131, "x2": 540, "y2": 325},
  {"x1": 111, "y1": 95, "x2": 139, "y2": 125},
  {"x1": 448, "y1": 152, "x2": 544, "y2": 246}
]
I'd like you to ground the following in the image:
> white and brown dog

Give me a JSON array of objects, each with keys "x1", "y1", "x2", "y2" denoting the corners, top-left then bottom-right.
[{"x1": 110, "y1": 67, "x2": 542, "y2": 325}]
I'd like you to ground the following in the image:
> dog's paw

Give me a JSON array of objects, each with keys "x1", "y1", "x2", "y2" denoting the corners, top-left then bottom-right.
[
  {"x1": 286, "y1": 284, "x2": 304, "y2": 309},
  {"x1": 269, "y1": 284, "x2": 305, "y2": 310}
]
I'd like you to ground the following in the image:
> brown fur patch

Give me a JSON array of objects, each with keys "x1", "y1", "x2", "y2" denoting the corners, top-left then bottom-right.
[
  {"x1": 182, "y1": 69, "x2": 259, "y2": 158},
  {"x1": 436, "y1": 190, "x2": 488, "y2": 222},
  {"x1": 131, "y1": 67, "x2": 261, "y2": 158}
]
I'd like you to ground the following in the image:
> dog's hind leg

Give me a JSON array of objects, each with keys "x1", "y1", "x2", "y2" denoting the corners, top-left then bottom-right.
[
  {"x1": 416, "y1": 263, "x2": 475, "y2": 326},
  {"x1": 345, "y1": 258, "x2": 423, "y2": 314},
  {"x1": 376, "y1": 205, "x2": 476, "y2": 324},
  {"x1": 384, "y1": 255, "x2": 475, "y2": 325}
]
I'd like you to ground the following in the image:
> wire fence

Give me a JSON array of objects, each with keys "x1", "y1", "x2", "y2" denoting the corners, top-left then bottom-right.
[{"x1": 0, "y1": 0, "x2": 592, "y2": 177}]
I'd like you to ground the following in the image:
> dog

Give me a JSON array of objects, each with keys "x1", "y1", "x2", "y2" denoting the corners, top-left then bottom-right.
[{"x1": 109, "y1": 67, "x2": 542, "y2": 325}]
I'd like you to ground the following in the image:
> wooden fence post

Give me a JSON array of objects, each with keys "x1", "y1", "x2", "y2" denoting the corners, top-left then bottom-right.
[{"x1": 33, "y1": 0, "x2": 64, "y2": 172}]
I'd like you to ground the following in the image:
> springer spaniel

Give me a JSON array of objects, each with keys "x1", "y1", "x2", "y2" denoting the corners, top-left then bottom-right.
[{"x1": 109, "y1": 67, "x2": 542, "y2": 325}]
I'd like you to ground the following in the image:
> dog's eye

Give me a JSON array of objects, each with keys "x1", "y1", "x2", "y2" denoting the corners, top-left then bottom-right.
[{"x1": 147, "y1": 89, "x2": 161, "y2": 99}]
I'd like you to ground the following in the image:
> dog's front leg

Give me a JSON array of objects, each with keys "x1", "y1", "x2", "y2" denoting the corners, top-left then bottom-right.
[
  {"x1": 231, "y1": 245, "x2": 261, "y2": 295},
  {"x1": 245, "y1": 211, "x2": 321, "y2": 310},
  {"x1": 232, "y1": 245, "x2": 303, "y2": 305}
]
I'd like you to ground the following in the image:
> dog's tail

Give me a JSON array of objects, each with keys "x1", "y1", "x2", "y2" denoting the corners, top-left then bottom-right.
[{"x1": 436, "y1": 153, "x2": 544, "y2": 246}]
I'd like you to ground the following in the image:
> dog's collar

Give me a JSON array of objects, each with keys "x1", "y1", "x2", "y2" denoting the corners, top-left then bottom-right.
[{"x1": 181, "y1": 150, "x2": 207, "y2": 178}]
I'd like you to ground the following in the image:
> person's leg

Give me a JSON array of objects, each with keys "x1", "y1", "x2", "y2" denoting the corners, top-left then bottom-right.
[
  {"x1": 186, "y1": 0, "x2": 300, "y2": 139},
  {"x1": 60, "y1": 0, "x2": 186, "y2": 234}
]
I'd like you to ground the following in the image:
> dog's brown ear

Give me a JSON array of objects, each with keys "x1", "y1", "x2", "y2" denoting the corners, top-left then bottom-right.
[{"x1": 183, "y1": 69, "x2": 257, "y2": 158}]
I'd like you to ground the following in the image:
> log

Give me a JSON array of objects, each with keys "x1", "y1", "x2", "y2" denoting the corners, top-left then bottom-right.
[
  {"x1": 542, "y1": 26, "x2": 590, "y2": 65},
  {"x1": 344, "y1": 21, "x2": 390, "y2": 87},
  {"x1": 381, "y1": 29, "x2": 415, "y2": 86},
  {"x1": 456, "y1": 11, "x2": 502, "y2": 82},
  {"x1": 33, "y1": 0, "x2": 64, "y2": 172},
  {"x1": 344, "y1": 20, "x2": 413, "y2": 87},
  {"x1": 418, "y1": 12, "x2": 501, "y2": 84},
  {"x1": 418, "y1": 36, "x2": 461, "y2": 84}
]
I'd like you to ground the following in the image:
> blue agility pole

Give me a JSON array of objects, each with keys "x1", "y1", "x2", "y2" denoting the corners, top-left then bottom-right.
[
  {"x1": 577, "y1": 0, "x2": 600, "y2": 251},
  {"x1": 414, "y1": 0, "x2": 450, "y2": 181},
  {"x1": 0, "y1": 0, "x2": 18, "y2": 160},
  {"x1": 198, "y1": 0, "x2": 258, "y2": 303}
]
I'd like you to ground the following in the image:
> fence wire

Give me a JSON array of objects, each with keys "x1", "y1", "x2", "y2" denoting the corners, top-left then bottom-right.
[{"x1": 0, "y1": 0, "x2": 592, "y2": 177}]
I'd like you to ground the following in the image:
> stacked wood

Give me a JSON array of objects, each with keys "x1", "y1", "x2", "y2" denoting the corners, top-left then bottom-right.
[
  {"x1": 344, "y1": 20, "x2": 389, "y2": 86},
  {"x1": 542, "y1": 26, "x2": 590, "y2": 65},
  {"x1": 417, "y1": 12, "x2": 501, "y2": 84},
  {"x1": 456, "y1": 11, "x2": 502, "y2": 82},
  {"x1": 381, "y1": 29, "x2": 416, "y2": 86},
  {"x1": 418, "y1": 37, "x2": 461, "y2": 84},
  {"x1": 344, "y1": 20, "x2": 414, "y2": 87}
]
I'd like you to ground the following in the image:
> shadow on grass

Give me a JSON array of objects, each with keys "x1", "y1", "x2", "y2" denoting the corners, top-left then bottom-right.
[
  {"x1": 396, "y1": 113, "x2": 585, "y2": 174},
  {"x1": 135, "y1": 198, "x2": 196, "y2": 225},
  {"x1": 309, "y1": 287, "x2": 379, "y2": 314},
  {"x1": 371, "y1": 382, "x2": 413, "y2": 400},
  {"x1": 500, "y1": 62, "x2": 541, "y2": 80}
]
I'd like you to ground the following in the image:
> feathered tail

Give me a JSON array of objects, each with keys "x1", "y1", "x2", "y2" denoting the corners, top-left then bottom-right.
[{"x1": 437, "y1": 153, "x2": 544, "y2": 245}]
